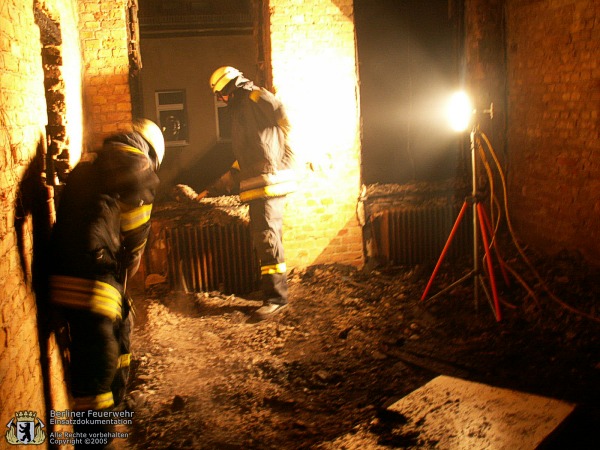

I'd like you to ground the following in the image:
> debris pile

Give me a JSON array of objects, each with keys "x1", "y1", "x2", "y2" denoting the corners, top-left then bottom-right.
[{"x1": 121, "y1": 256, "x2": 599, "y2": 449}]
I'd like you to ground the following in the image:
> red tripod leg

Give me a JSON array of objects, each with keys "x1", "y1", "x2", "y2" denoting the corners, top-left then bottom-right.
[
  {"x1": 421, "y1": 201, "x2": 469, "y2": 301},
  {"x1": 479, "y1": 205, "x2": 511, "y2": 286},
  {"x1": 477, "y1": 203, "x2": 502, "y2": 321}
]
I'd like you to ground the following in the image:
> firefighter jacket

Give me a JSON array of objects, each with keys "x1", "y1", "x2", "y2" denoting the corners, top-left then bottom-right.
[
  {"x1": 228, "y1": 80, "x2": 297, "y2": 203},
  {"x1": 49, "y1": 132, "x2": 160, "y2": 320}
]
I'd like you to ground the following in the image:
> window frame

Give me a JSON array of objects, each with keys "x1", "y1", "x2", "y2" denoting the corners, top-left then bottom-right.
[
  {"x1": 214, "y1": 97, "x2": 231, "y2": 143},
  {"x1": 155, "y1": 89, "x2": 189, "y2": 147}
]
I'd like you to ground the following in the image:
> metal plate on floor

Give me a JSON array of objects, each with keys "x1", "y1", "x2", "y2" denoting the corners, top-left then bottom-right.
[{"x1": 388, "y1": 375, "x2": 575, "y2": 450}]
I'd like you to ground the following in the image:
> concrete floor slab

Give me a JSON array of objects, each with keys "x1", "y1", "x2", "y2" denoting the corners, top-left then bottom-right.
[{"x1": 388, "y1": 375, "x2": 575, "y2": 450}]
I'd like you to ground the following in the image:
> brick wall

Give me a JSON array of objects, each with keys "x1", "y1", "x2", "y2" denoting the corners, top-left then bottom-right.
[
  {"x1": 79, "y1": 0, "x2": 133, "y2": 150},
  {"x1": 1, "y1": 0, "x2": 52, "y2": 444},
  {"x1": 267, "y1": 0, "x2": 364, "y2": 267},
  {"x1": 505, "y1": 0, "x2": 600, "y2": 264},
  {"x1": 465, "y1": 0, "x2": 507, "y2": 161},
  {"x1": 1, "y1": 0, "x2": 133, "y2": 443}
]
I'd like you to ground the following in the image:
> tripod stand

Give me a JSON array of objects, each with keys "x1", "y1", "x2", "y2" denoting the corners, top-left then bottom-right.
[{"x1": 420, "y1": 125, "x2": 503, "y2": 321}]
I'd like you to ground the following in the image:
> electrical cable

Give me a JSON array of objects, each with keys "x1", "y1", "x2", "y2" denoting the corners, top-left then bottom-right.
[
  {"x1": 478, "y1": 130, "x2": 600, "y2": 323},
  {"x1": 474, "y1": 133, "x2": 500, "y2": 278},
  {"x1": 475, "y1": 132, "x2": 502, "y2": 244},
  {"x1": 475, "y1": 135, "x2": 546, "y2": 309}
]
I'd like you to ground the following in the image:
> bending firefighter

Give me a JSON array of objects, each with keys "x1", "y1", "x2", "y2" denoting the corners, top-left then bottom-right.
[
  {"x1": 209, "y1": 66, "x2": 296, "y2": 321},
  {"x1": 48, "y1": 119, "x2": 164, "y2": 447}
]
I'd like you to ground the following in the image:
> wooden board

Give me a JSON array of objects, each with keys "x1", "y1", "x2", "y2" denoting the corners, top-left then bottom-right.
[{"x1": 388, "y1": 375, "x2": 575, "y2": 450}]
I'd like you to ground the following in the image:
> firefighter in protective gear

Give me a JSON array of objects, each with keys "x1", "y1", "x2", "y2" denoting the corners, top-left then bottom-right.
[
  {"x1": 48, "y1": 119, "x2": 164, "y2": 448},
  {"x1": 210, "y1": 66, "x2": 296, "y2": 321}
]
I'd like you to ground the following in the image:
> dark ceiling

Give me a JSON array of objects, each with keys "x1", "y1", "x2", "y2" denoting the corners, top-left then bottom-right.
[{"x1": 138, "y1": 0, "x2": 252, "y2": 37}]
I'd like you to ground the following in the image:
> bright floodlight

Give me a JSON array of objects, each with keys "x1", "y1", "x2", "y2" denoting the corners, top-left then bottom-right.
[{"x1": 447, "y1": 91, "x2": 473, "y2": 132}]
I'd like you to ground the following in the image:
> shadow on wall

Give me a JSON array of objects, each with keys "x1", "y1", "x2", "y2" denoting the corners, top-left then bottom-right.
[
  {"x1": 14, "y1": 134, "x2": 69, "y2": 432},
  {"x1": 14, "y1": 137, "x2": 52, "y2": 293},
  {"x1": 304, "y1": 216, "x2": 364, "y2": 269},
  {"x1": 330, "y1": 0, "x2": 353, "y2": 18}
]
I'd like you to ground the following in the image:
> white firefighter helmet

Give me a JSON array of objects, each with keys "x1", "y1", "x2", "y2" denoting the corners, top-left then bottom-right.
[
  {"x1": 133, "y1": 118, "x2": 165, "y2": 169},
  {"x1": 209, "y1": 66, "x2": 242, "y2": 94}
]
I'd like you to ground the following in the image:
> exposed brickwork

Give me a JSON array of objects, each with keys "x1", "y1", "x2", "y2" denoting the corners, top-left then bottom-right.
[
  {"x1": 1, "y1": 0, "x2": 134, "y2": 441},
  {"x1": 465, "y1": 0, "x2": 599, "y2": 265},
  {"x1": 505, "y1": 0, "x2": 600, "y2": 264},
  {"x1": 79, "y1": 0, "x2": 133, "y2": 150},
  {"x1": 267, "y1": 0, "x2": 364, "y2": 267},
  {"x1": 1, "y1": 0, "x2": 50, "y2": 441},
  {"x1": 465, "y1": 0, "x2": 507, "y2": 159},
  {"x1": 2, "y1": 3, "x2": 596, "y2": 442}
]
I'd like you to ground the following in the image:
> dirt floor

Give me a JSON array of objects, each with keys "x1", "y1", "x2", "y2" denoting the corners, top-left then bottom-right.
[{"x1": 115, "y1": 249, "x2": 599, "y2": 450}]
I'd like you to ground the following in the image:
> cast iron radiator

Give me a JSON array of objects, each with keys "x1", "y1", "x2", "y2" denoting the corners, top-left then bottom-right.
[
  {"x1": 373, "y1": 204, "x2": 472, "y2": 266},
  {"x1": 165, "y1": 222, "x2": 260, "y2": 294}
]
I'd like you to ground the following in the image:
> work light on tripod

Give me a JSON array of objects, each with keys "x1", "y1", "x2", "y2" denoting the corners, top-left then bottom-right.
[{"x1": 421, "y1": 91, "x2": 502, "y2": 321}]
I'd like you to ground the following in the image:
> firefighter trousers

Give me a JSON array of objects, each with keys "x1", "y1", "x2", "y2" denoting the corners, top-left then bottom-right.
[
  {"x1": 62, "y1": 306, "x2": 131, "y2": 448},
  {"x1": 248, "y1": 196, "x2": 288, "y2": 304}
]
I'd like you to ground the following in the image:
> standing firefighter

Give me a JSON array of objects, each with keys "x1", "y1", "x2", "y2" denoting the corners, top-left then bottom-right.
[
  {"x1": 48, "y1": 119, "x2": 164, "y2": 448},
  {"x1": 209, "y1": 66, "x2": 296, "y2": 321}
]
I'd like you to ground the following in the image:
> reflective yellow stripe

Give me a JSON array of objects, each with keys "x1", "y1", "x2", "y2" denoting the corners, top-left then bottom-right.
[
  {"x1": 249, "y1": 90, "x2": 261, "y2": 103},
  {"x1": 115, "y1": 143, "x2": 144, "y2": 155},
  {"x1": 239, "y1": 169, "x2": 296, "y2": 192},
  {"x1": 117, "y1": 353, "x2": 131, "y2": 369},
  {"x1": 121, "y1": 204, "x2": 152, "y2": 232},
  {"x1": 131, "y1": 239, "x2": 147, "y2": 254},
  {"x1": 239, "y1": 181, "x2": 297, "y2": 202},
  {"x1": 277, "y1": 116, "x2": 291, "y2": 131},
  {"x1": 72, "y1": 392, "x2": 114, "y2": 411},
  {"x1": 50, "y1": 275, "x2": 122, "y2": 320},
  {"x1": 261, "y1": 263, "x2": 287, "y2": 275}
]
